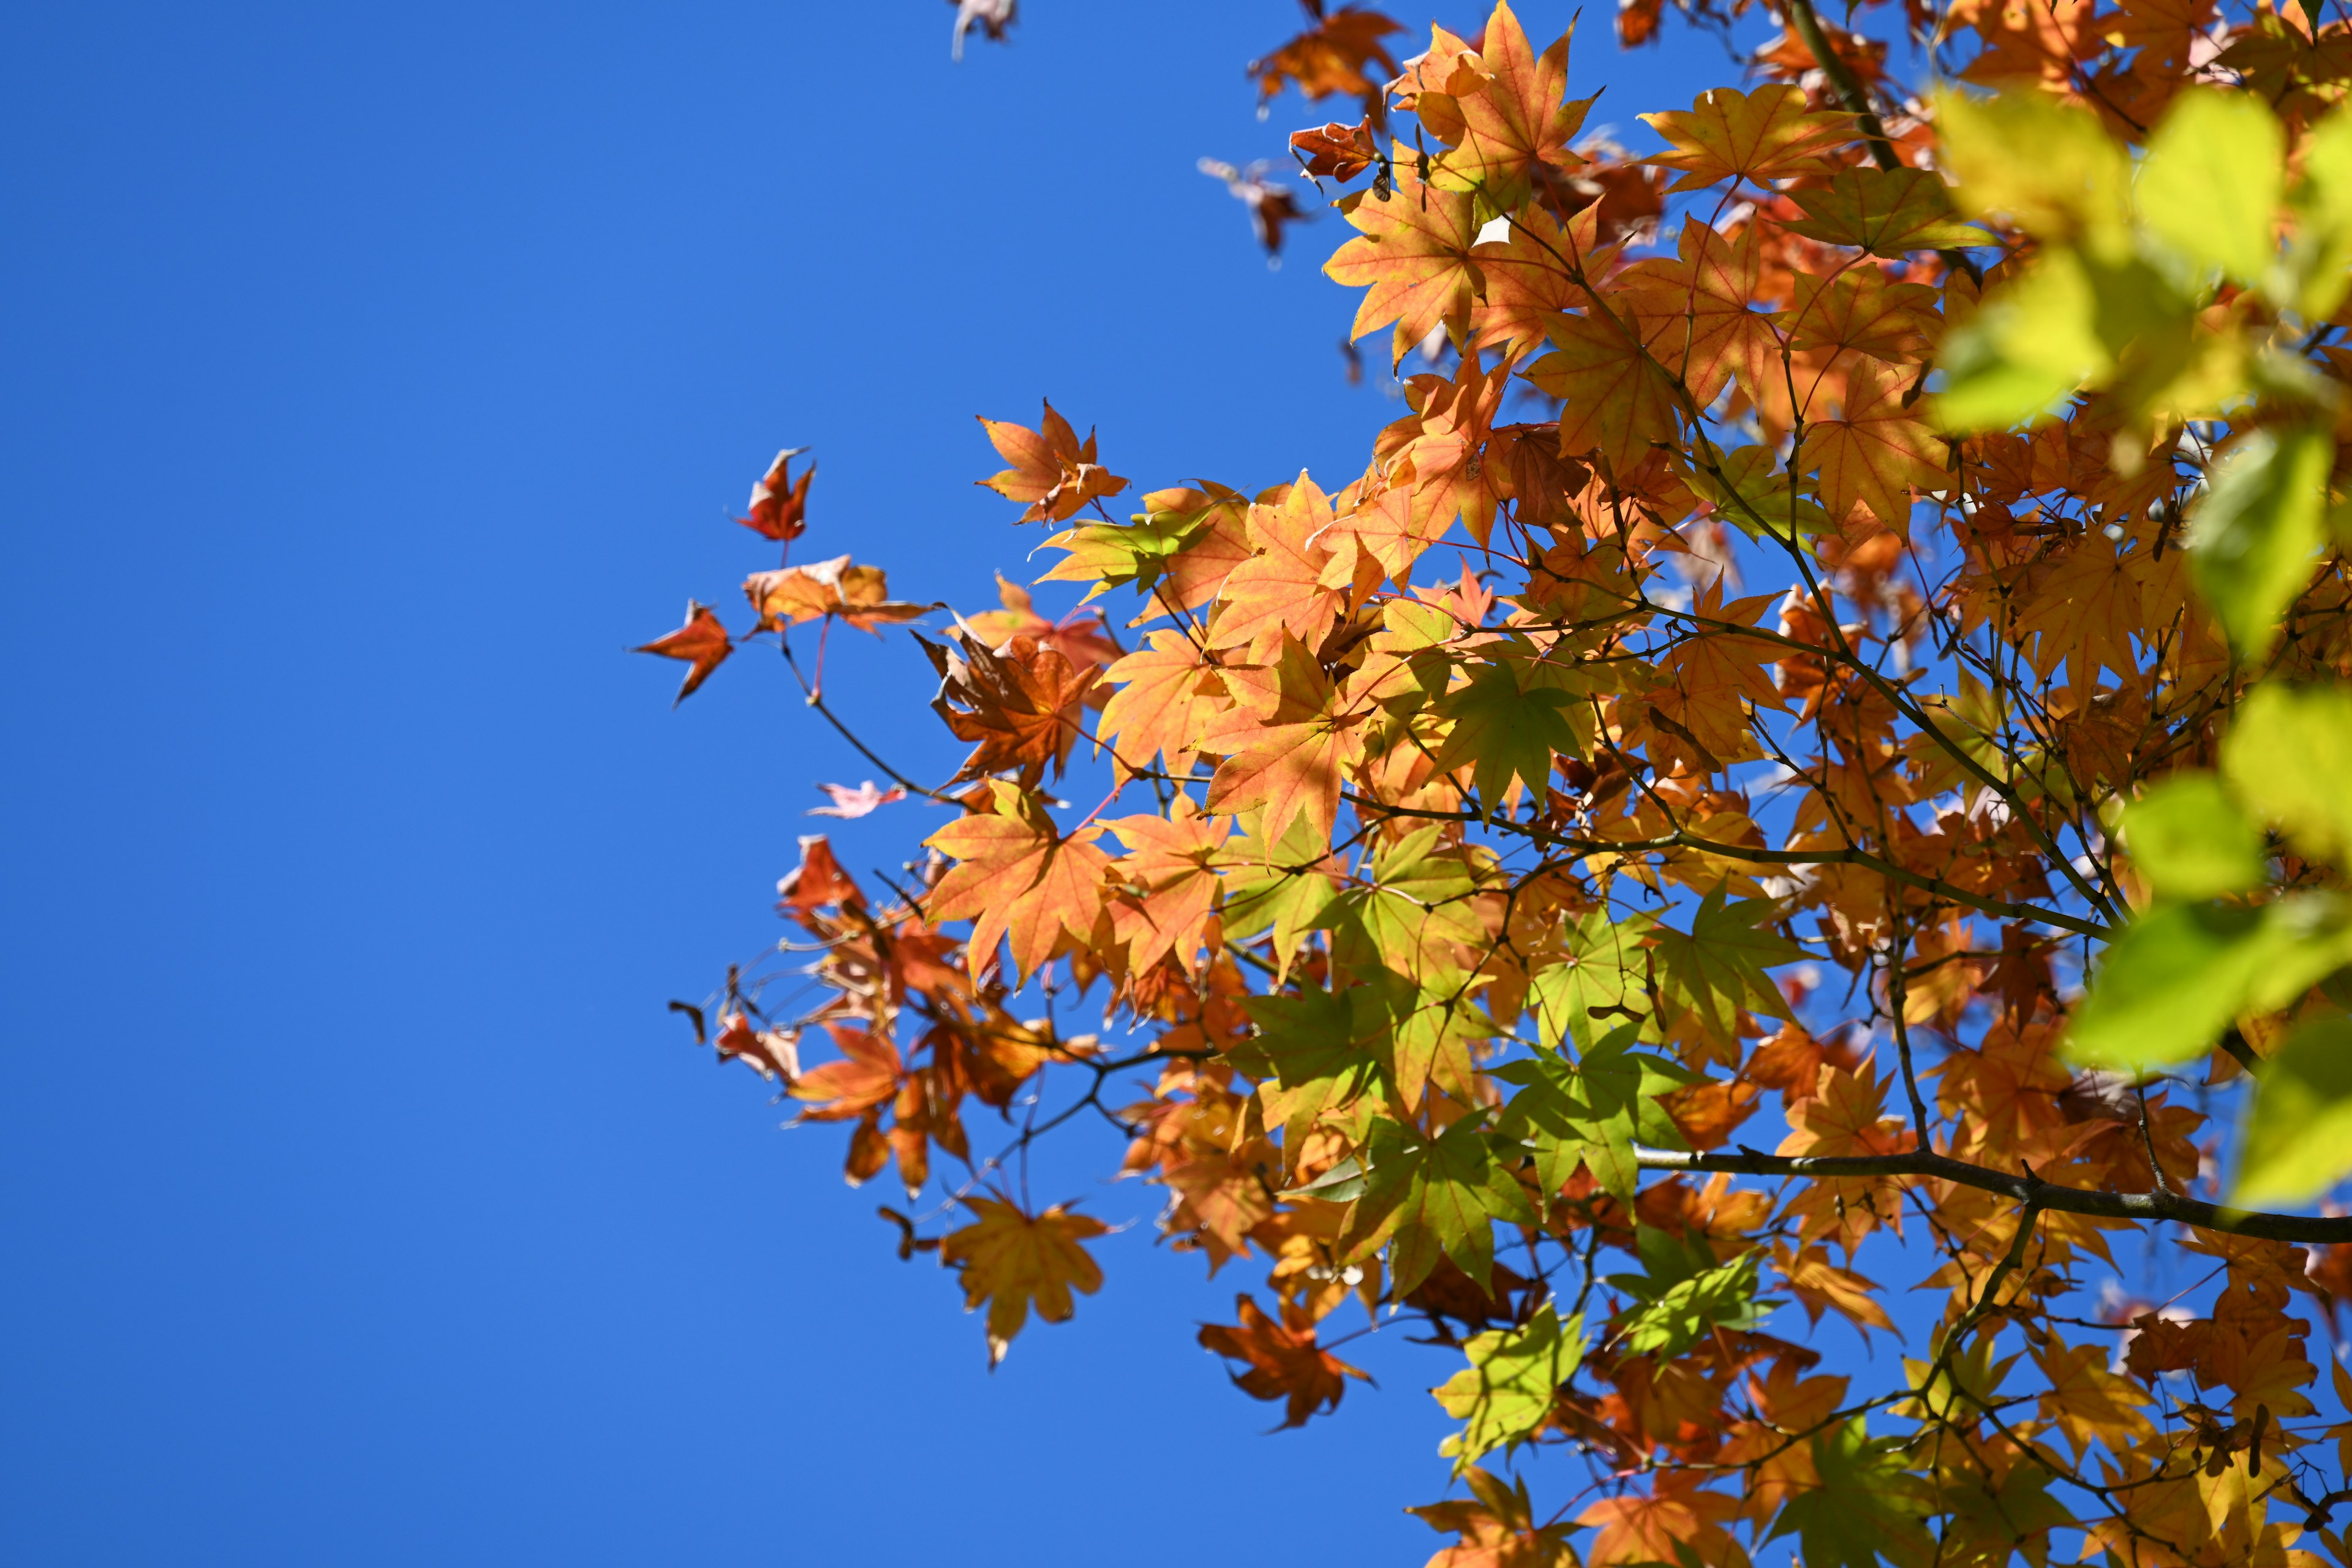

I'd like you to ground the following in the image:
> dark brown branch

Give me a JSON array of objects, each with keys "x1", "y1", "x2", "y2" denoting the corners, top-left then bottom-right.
[{"x1": 1635, "y1": 1148, "x2": 2352, "y2": 1243}]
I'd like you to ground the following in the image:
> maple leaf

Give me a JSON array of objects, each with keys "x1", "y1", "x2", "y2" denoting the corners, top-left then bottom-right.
[
  {"x1": 1616, "y1": 216, "x2": 1782, "y2": 408},
  {"x1": 1204, "y1": 473, "x2": 1355, "y2": 663},
  {"x1": 1428, "y1": 657, "x2": 1583, "y2": 817},
  {"x1": 1325, "y1": 159, "x2": 1483, "y2": 364},
  {"x1": 1578, "y1": 1480, "x2": 1746, "y2": 1568},
  {"x1": 1411, "y1": 1466, "x2": 1577, "y2": 1568},
  {"x1": 1807, "y1": 360, "x2": 1948, "y2": 532},
  {"x1": 778, "y1": 833, "x2": 865, "y2": 914},
  {"x1": 1494, "y1": 1023, "x2": 1698, "y2": 1202},
  {"x1": 1197, "y1": 1293, "x2": 1369, "y2": 1428},
  {"x1": 2034, "y1": 1340, "x2": 2158, "y2": 1460},
  {"x1": 1247, "y1": 2, "x2": 1403, "y2": 121},
  {"x1": 962, "y1": 571, "x2": 1121, "y2": 678},
  {"x1": 789, "y1": 1024, "x2": 902, "y2": 1125},
  {"x1": 917, "y1": 628, "x2": 1099, "y2": 783},
  {"x1": 1785, "y1": 168, "x2": 1992, "y2": 257},
  {"x1": 743, "y1": 556, "x2": 935, "y2": 635},
  {"x1": 1215, "y1": 808, "x2": 1346, "y2": 982},
  {"x1": 735, "y1": 445, "x2": 813, "y2": 545},
  {"x1": 1202, "y1": 632, "x2": 1365, "y2": 851},
  {"x1": 806, "y1": 780, "x2": 908, "y2": 819},
  {"x1": 975, "y1": 401, "x2": 1129, "y2": 524},
  {"x1": 1432, "y1": 1302, "x2": 1586, "y2": 1469},
  {"x1": 1786, "y1": 265, "x2": 1942, "y2": 366},
  {"x1": 1525, "y1": 308, "x2": 1681, "y2": 476},
  {"x1": 924, "y1": 784, "x2": 1108, "y2": 983},
  {"x1": 1243, "y1": 979, "x2": 1392, "y2": 1135},
  {"x1": 1641, "y1": 85, "x2": 1857, "y2": 192},
  {"x1": 1466, "y1": 202, "x2": 1602, "y2": 363},
  {"x1": 1097, "y1": 630, "x2": 1222, "y2": 782},
  {"x1": 712, "y1": 1010, "x2": 799, "y2": 1081},
  {"x1": 1605, "y1": 1226, "x2": 1776, "y2": 1358},
  {"x1": 1199, "y1": 159, "x2": 1309, "y2": 257},
  {"x1": 1646, "y1": 888, "x2": 1802, "y2": 1049},
  {"x1": 633, "y1": 601, "x2": 733, "y2": 704},
  {"x1": 1105, "y1": 799, "x2": 1229, "y2": 978},
  {"x1": 1382, "y1": 356, "x2": 1512, "y2": 545},
  {"x1": 938, "y1": 1193, "x2": 1107, "y2": 1366},
  {"x1": 1419, "y1": 3, "x2": 1595, "y2": 207},
  {"x1": 1336, "y1": 1113, "x2": 1536, "y2": 1297},
  {"x1": 1289, "y1": 118, "x2": 1381, "y2": 181},
  {"x1": 1765, "y1": 1417, "x2": 1938, "y2": 1568}
]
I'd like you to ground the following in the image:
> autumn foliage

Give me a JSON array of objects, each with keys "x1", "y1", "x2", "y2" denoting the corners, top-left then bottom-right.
[{"x1": 642, "y1": 0, "x2": 2352, "y2": 1562}]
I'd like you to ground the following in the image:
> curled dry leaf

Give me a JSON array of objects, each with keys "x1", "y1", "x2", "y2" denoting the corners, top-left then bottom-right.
[
  {"x1": 1291, "y1": 117, "x2": 1382, "y2": 181},
  {"x1": 736, "y1": 446, "x2": 813, "y2": 544},
  {"x1": 632, "y1": 601, "x2": 733, "y2": 704},
  {"x1": 743, "y1": 555, "x2": 936, "y2": 635}
]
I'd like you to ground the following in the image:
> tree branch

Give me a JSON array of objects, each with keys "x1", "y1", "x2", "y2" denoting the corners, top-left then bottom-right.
[{"x1": 1635, "y1": 1148, "x2": 2352, "y2": 1244}]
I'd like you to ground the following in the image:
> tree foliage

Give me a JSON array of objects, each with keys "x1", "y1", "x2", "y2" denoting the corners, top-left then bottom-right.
[{"x1": 644, "y1": 0, "x2": 2352, "y2": 1561}]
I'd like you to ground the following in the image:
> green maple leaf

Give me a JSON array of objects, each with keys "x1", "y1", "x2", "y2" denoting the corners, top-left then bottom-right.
[
  {"x1": 1382, "y1": 967, "x2": 1493, "y2": 1114},
  {"x1": 1767, "y1": 1417, "x2": 1937, "y2": 1568},
  {"x1": 1527, "y1": 907, "x2": 1659, "y2": 1051},
  {"x1": 1429, "y1": 658, "x2": 1582, "y2": 819},
  {"x1": 1432, "y1": 1303, "x2": 1587, "y2": 1471},
  {"x1": 1218, "y1": 810, "x2": 1341, "y2": 982},
  {"x1": 1338, "y1": 1114, "x2": 1536, "y2": 1297},
  {"x1": 1605, "y1": 1225, "x2": 1776, "y2": 1359},
  {"x1": 1648, "y1": 888, "x2": 1802, "y2": 1046},
  {"x1": 1325, "y1": 824, "x2": 1488, "y2": 978},
  {"x1": 1493, "y1": 1023, "x2": 1698, "y2": 1202},
  {"x1": 1239, "y1": 982, "x2": 1390, "y2": 1138}
]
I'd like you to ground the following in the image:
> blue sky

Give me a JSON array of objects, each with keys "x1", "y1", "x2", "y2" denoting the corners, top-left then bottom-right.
[{"x1": 0, "y1": 4, "x2": 1909, "y2": 1562}]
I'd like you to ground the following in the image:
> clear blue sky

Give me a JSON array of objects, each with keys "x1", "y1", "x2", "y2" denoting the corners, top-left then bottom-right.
[{"x1": 2, "y1": 5, "x2": 1794, "y2": 1562}]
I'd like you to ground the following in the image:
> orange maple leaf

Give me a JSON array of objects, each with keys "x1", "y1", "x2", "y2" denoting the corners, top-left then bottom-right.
[
  {"x1": 1197, "y1": 1293, "x2": 1370, "y2": 1428},
  {"x1": 633, "y1": 601, "x2": 733, "y2": 704},
  {"x1": 777, "y1": 833, "x2": 866, "y2": 914},
  {"x1": 939, "y1": 1193, "x2": 1108, "y2": 1366},
  {"x1": 1526, "y1": 308, "x2": 1681, "y2": 476},
  {"x1": 789, "y1": 1024, "x2": 903, "y2": 1123},
  {"x1": 1640, "y1": 84, "x2": 1856, "y2": 192},
  {"x1": 919, "y1": 629, "x2": 1101, "y2": 782},
  {"x1": 925, "y1": 786, "x2": 1109, "y2": 983},
  {"x1": 1467, "y1": 202, "x2": 1603, "y2": 363},
  {"x1": 1382, "y1": 356, "x2": 1511, "y2": 545},
  {"x1": 1206, "y1": 473, "x2": 1359, "y2": 665},
  {"x1": 1808, "y1": 360, "x2": 1947, "y2": 533},
  {"x1": 1098, "y1": 630, "x2": 1224, "y2": 782},
  {"x1": 1201, "y1": 632, "x2": 1365, "y2": 850},
  {"x1": 743, "y1": 556, "x2": 935, "y2": 635},
  {"x1": 1411, "y1": 1466, "x2": 1577, "y2": 1568},
  {"x1": 976, "y1": 400, "x2": 1129, "y2": 524},
  {"x1": 1325, "y1": 158, "x2": 1484, "y2": 364},
  {"x1": 1248, "y1": 2, "x2": 1403, "y2": 121},
  {"x1": 1291, "y1": 117, "x2": 1382, "y2": 181},
  {"x1": 736, "y1": 446, "x2": 812, "y2": 544},
  {"x1": 962, "y1": 571, "x2": 1121, "y2": 680},
  {"x1": 1106, "y1": 798, "x2": 1230, "y2": 978},
  {"x1": 1618, "y1": 216, "x2": 1783, "y2": 408},
  {"x1": 1785, "y1": 265, "x2": 1941, "y2": 367},
  {"x1": 1419, "y1": 2, "x2": 1594, "y2": 202}
]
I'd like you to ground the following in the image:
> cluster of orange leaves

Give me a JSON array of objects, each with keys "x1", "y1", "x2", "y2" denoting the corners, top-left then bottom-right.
[{"x1": 641, "y1": 1, "x2": 2352, "y2": 1564}]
